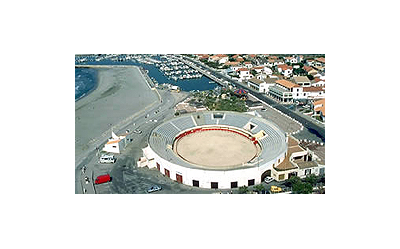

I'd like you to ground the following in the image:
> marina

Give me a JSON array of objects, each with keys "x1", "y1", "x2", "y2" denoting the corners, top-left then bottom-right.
[{"x1": 75, "y1": 54, "x2": 221, "y2": 93}]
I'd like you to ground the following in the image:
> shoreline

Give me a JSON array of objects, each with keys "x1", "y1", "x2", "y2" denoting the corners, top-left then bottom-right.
[
  {"x1": 75, "y1": 66, "x2": 159, "y2": 159},
  {"x1": 75, "y1": 68, "x2": 99, "y2": 102}
]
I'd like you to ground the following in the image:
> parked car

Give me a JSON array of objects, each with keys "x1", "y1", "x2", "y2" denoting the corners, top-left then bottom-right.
[
  {"x1": 133, "y1": 129, "x2": 142, "y2": 134},
  {"x1": 147, "y1": 185, "x2": 162, "y2": 193},
  {"x1": 95, "y1": 174, "x2": 111, "y2": 185},
  {"x1": 264, "y1": 176, "x2": 274, "y2": 184},
  {"x1": 270, "y1": 185, "x2": 282, "y2": 193},
  {"x1": 99, "y1": 155, "x2": 116, "y2": 164}
]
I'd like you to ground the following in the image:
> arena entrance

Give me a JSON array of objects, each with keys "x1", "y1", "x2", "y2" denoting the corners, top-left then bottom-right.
[
  {"x1": 261, "y1": 169, "x2": 272, "y2": 181},
  {"x1": 164, "y1": 169, "x2": 170, "y2": 178},
  {"x1": 176, "y1": 173, "x2": 183, "y2": 183}
]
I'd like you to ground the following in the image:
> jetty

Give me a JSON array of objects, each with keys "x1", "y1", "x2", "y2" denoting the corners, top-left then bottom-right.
[
  {"x1": 75, "y1": 64, "x2": 137, "y2": 69},
  {"x1": 176, "y1": 57, "x2": 229, "y2": 87}
]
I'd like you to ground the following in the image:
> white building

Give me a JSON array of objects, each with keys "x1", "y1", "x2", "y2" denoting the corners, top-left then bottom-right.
[
  {"x1": 293, "y1": 76, "x2": 311, "y2": 87},
  {"x1": 102, "y1": 131, "x2": 127, "y2": 154},
  {"x1": 244, "y1": 61, "x2": 253, "y2": 69},
  {"x1": 237, "y1": 68, "x2": 252, "y2": 82},
  {"x1": 264, "y1": 78, "x2": 277, "y2": 94},
  {"x1": 302, "y1": 86, "x2": 325, "y2": 99},
  {"x1": 277, "y1": 64, "x2": 293, "y2": 77},
  {"x1": 248, "y1": 78, "x2": 268, "y2": 93}
]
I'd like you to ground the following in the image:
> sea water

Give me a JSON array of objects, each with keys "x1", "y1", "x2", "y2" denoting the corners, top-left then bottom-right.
[
  {"x1": 75, "y1": 67, "x2": 98, "y2": 101},
  {"x1": 75, "y1": 55, "x2": 217, "y2": 100}
]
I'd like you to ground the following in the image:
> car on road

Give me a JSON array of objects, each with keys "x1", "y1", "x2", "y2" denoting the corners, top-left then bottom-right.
[
  {"x1": 264, "y1": 177, "x2": 274, "y2": 184},
  {"x1": 133, "y1": 129, "x2": 142, "y2": 134},
  {"x1": 147, "y1": 185, "x2": 162, "y2": 193}
]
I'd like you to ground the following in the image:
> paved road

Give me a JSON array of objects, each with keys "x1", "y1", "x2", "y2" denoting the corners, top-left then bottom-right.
[
  {"x1": 76, "y1": 89, "x2": 188, "y2": 194},
  {"x1": 181, "y1": 56, "x2": 325, "y2": 143}
]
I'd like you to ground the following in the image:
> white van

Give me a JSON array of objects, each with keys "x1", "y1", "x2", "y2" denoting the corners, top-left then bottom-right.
[{"x1": 99, "y1": 155, "x2": 116, "y2": 164}]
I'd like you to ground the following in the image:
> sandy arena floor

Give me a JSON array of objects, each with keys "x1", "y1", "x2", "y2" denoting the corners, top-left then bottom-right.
[{"x1": 175, "y1": 130, "x2": 258, "y2": 168}]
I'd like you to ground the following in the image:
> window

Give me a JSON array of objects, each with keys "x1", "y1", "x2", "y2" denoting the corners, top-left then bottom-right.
[
  {"x1": 112, "y1": 146, "x2": 116, "y2": 148},
  {"x1": 279, "y1": 174, "x2": 285, "y2": 180},
  {"x1": 231, "y1": 181, "x2": 238, "y2": 188},
  {"x1": 248, "y1": 179, "x2": 255, "y2": 186},
  {"x1": 193, "y1": 180, "x2": 199, "y2": 187},
  {"x1": 305, "y1": 169, "x2": 312, "y2": 175},
  {"x1": 211, "y1": 182, "x2": 218, "y2": 189}
]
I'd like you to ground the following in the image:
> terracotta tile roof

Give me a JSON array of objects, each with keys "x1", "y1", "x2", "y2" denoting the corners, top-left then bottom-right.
[
  {"x1": 303, "y1": 86, "x2": 324, "y2": 92},
  {"x1": 238, "y1": 68, "x2": 249, "y2": 71},
  {"x1": 303, "y1": 65, "x2": 313, "y2": 72},
  {"x1": 313, "y1": 78, "x2": 325, "y2": 83},
  {"x1": 276, "y1": 79, "x2": 299, "y2": 89},
  {"x1": 225, "y1": 61, "x2": 240, "y2": 66},
  {"x1": 244, "y1": 61, "x2": 251, "y2": 64},
  {"x1": 253, "y1": 66, "x2": 264, "y2": 69},
  {"x1": 236, "y1": 57, "x2": 244, "y2": 62},
  {"x1": 314, "y1": 99, "x2": 325, "y2": 106},
  {"x1": 277, "y1": 64, "x2": 293, "y2": 71},
  {"x1": 315, "y1": 57, "x2": 325, "y2": 63},
  {"x1": 106, "y1": 139, "x2": 121, "y2": 145}
]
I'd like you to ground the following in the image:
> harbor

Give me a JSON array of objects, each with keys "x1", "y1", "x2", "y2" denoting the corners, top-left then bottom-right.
[{"x1": 75, "y1": 54, "x2": 221, "y2": 92}]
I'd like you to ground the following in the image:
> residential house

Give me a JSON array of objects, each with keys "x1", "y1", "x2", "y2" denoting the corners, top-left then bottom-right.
[
  {"x1": 306, "y1": 59, "x2": 315, "y2": 66},
  {"x1": 303, "y1": 86, "x2": 325, "y2": 99},
  {"x1": 217, "y1": 55, "x2": 229, "y2": 64},
  {"x1": 236, "y1": 57, "x2": 244, "y2": 62},
  {"x1": 275, "y1": 59, "x2": 285, "y2": 66},
  {"x1": 312, "y1": 98, "x2": 325, "y2": 121},
  {"x1": 264, "y1": 67, "x2": 273, "y2": 75},
  {"x1": 285, "y1": 56, "x2": 298, "y2": 64},
  {"x1": 277, "y1": 64, "x2": 293, "y2": 77},
  {"x1": 256, "y1": 73, "x2": 268, "y2": 81},
  {"x1": 312, "y1": 78, "x2": 325, "y2": 87},
  {"x1": 252, "y1": 66, "x2": 264, "y2": 74},
  {"x1": 315, "y1": 57, "x2": 325, "y2": 67},
  {"x1": 266, "y1": 59, "x2": 275, "y2": 67},
  {"x1": 237, "y1": 68, "x2": 252, "y2": 82},
  {"x1": 244, "y1": 61, "x2": 253, "y2": 69}
]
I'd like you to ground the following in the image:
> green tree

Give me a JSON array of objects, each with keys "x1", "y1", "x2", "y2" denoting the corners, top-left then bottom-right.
[
  {"x1": 286, "y1": 176, "x2": 301, "y2": 187},
  {"x1": 292, "y1": 182, "x2": 313, "y2": 194},
  {"x1": 239, "y1": 186, "x2": 248, "y2": 194},
  {"x1": 254, "y1": 184, "x2": 266, "y2": 193},
  {"x1": 304, "y1": 174, "x2": 318, "y2": 187}
]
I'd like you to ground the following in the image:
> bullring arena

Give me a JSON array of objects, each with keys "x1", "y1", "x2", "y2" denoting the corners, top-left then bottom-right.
[{"x1": 139, "y1": 111, "x2": 288, "y2": 189}]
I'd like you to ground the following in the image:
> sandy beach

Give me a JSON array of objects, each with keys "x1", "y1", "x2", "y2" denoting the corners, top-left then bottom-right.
[{"x1": 75, "y1": 66, "x2": 158, "y2": 161}]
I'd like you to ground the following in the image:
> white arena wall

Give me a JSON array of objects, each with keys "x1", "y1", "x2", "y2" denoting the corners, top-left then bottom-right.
[{"x1": 143, "y1": 145, "x2": 287, "y2": 189}]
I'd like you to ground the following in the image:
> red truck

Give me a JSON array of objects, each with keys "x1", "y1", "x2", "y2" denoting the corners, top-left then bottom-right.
[{"x1": 95, "y1": 174, "x2": 111, "y2": 185}]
